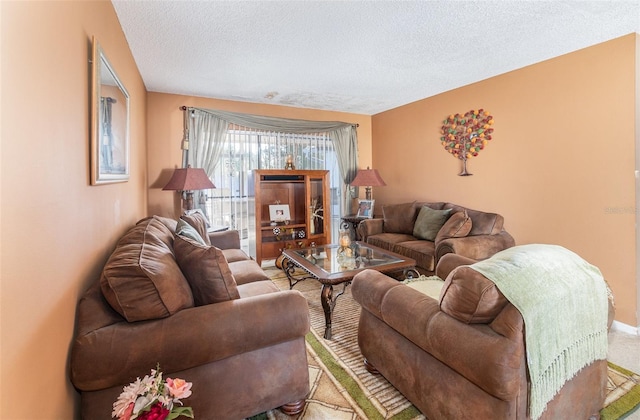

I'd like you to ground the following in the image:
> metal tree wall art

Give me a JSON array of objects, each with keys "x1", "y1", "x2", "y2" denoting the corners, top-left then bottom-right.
[{"x1": 440, "y1": 109, "x2": 494, "y2": 176}]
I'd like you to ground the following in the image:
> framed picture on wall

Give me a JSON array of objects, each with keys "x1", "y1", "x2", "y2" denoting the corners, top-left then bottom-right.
[
  {"x1": 269, "y1": 204, "x2": 291, "y2": 222},
  {"x1": 356, "y1": 199, "x2": 374, "y2": 218},
  {"x1": 90, "y1": 36, "x2": 130, "y2": 185}
]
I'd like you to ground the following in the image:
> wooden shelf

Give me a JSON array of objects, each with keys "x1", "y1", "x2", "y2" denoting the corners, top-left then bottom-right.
[{"x1": 251, "y1": 169, "x2": 331, "y2": 265}]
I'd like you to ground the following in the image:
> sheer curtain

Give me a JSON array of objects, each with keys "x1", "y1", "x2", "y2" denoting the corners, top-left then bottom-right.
[
  {"x1": 332, "y1": 125, "x2": 359, "y2": 215},
  {"x1": 186, "y1": 109, "x2": 229, "y2": 212},
  {"x1": 183, "y1": 107, "x2": 359, "y2": 256}
]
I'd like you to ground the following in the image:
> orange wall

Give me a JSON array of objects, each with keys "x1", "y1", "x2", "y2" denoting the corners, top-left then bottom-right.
[
  {"x1": 372, "y1": 35, "x2": 638, "y2": 326},
  {"x1": 1, "y1": 1, "x2": 147, "y2": 418},
  {"x1": 146, "y1": 93, "x2": 372, "y2": 217}
]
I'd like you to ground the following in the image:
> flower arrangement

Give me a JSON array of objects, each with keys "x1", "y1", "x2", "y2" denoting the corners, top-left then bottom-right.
[
  {"x1": 112, "y1": 366, "x2": 193, "y2": 420},
  {"x1": 440, "y1": 109, "x2": 494, "y2": 175}
]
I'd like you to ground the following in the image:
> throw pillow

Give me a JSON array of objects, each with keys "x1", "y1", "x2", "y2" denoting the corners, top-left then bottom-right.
[
  {"x1": 176, "y1": 218, "x2": 206, "y2": 245},
  {"x1": 439, "y1": 266, "x2": 509, "y2": 324},
  {"x1": 173, "y1": 233, "x2": 240, "y2": 306},
  {"x1": 100, "y1": 217, "x2": 194, "y2": 322},
  {"x1": 180, "y1": 212, "x2": 211, "y2": 246},
  {"x1": 382, "y1": 202, "x2": 419, "y2": 234},
  {"x1": 435, "y1": 210, "x2": 472, "y2": 243},
  {"x1": 412, "y1": 206, "x2": 452, "y2": 241}
]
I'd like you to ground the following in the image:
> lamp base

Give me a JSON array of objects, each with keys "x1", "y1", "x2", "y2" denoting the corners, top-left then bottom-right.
[
  {"x1": 365, "y1": 187, "x2": 372, "y2": 200},
  {"x1": 184, "y1": 191, "x2": 195, "y2": 211}
]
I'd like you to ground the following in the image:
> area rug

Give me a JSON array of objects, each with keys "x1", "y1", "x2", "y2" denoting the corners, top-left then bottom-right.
[{"x1": 259, "y1": 266, "x2": 640, "y2": 420}]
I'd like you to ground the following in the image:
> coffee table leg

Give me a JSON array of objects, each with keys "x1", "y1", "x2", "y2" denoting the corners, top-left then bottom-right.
[
  {"x1": 320, "y1": 284, "x2": 333, "y2": 339},
  {"x1": 320, "y1": 282, "x2": 352, "y2": 340}
]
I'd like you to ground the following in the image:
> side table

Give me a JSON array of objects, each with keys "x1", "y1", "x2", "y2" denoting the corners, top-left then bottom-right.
[{"x1": 340, "y1": 215, "x2": 365, "y2": 241}]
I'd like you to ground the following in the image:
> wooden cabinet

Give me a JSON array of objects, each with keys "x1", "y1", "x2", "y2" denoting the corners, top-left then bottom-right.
[{"x1": 252, "y1": 170, "x2": 331, "y2": 265}]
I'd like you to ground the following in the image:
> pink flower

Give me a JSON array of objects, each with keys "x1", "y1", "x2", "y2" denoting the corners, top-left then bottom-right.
[
  {"x1": 166, "y1": 378, "x2": 192, "y2": 400},
  {"x1": 118, "y1": 402, "x2": 134, "y2": 420}
]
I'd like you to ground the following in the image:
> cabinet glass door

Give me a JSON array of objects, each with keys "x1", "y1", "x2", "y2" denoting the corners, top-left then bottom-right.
[{"x1": 310, "y1": 177, "x2": 324, "y2": 235}]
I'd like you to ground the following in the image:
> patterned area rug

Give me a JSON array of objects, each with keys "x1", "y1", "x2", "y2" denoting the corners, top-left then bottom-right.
[{"x1": 257, "y1": 266, "x2": 640, "y2": 420}]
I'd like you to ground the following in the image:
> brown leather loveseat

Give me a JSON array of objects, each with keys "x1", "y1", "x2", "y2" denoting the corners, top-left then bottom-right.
[
  {"x1": 358, "y1": 201, "x2": 515, "y2": 274},
  {"x1": 70, "y1": 214, "x2": 310, "y2": 419},
  {"x1": 352, "y1": 252, "x2": 613, "y2": 419}
]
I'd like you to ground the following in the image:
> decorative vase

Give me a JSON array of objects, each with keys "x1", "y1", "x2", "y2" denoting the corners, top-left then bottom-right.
[
  {"x1": 339, "y1": 229, "x2": 351, "y2": 247},
  {"x1": 459, "y1": 158, "x2": 472, "y2": 176}
]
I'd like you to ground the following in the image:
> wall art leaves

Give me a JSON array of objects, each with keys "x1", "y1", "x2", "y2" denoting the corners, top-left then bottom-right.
[{"x1": 440, "y1": 109, "x2": 494, "y2": 176}]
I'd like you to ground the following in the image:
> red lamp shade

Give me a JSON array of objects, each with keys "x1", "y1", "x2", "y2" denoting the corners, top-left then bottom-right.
[
  {"x1": 162, "y1": 166, "x2": 215, "y2": 191},
  {"x1": 163, "y1": 166, "x2": 215, "y2": 210},
  {"x1": 350, "y1": 167, "x2": 386, "y2": 200}
]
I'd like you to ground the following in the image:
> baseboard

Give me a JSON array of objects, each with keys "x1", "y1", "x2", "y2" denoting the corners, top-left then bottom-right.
[{"x1": 611, "y1": 320, "x2": 640, "y2": 335}]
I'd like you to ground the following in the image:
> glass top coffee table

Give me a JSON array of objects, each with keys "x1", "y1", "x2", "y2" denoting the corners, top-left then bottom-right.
[{"x1": 282, "y1": 242, "x2": 417, "y2": 339}]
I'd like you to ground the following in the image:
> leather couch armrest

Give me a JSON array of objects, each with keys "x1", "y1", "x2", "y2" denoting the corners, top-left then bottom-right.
[
  {"x1": 70, "y1": 289, "x2": 309, "y2": 392},
  {"x1": 357, "y1": 218, "x2": 384, "y2": 242},
  {"x1": 435, "y1": 253, "x2": 478, "y2": 279},
  {"x1": 435, "y1": 231, "x2": 515, "y2": 262},
  {"x1": 208, "y1": 229, "x2": 241, "y2": 249}
]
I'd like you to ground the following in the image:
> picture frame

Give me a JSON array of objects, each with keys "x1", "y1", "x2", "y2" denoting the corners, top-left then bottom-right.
[
  {"x1": 269, "y1": 204, "x2": 291, "y2": 222},
  {"x1": 356, "y1": 199, "x2": 374, "y2": 218},
  {"x1": 90, "y1": 36, "x2": 130, "y2": 185}
]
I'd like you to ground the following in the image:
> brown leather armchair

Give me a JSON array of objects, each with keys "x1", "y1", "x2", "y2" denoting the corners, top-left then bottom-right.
[{"x1": 352, "y1": 253, "x2": 613, "y2": 419}]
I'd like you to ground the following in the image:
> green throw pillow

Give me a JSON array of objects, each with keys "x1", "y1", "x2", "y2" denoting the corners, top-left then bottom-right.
[
  {"x1": 412, "y1": 206, "x2": 452, "y2": 241},
  {"x1": 176, "y1": 218, "x2": 206, "y2": 245}
]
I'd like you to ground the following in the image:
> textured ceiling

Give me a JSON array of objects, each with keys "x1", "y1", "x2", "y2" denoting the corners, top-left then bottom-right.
[{"x1": 112, "y1": 1, "x2": 640, "y2": 115}]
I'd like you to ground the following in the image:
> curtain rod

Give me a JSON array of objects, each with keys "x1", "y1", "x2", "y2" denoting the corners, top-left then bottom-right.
[{"x1": 180, "y1": 105, "x2": 359, "y2": 127}]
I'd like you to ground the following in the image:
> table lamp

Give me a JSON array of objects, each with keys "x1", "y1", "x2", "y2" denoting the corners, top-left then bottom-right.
[
  {"x1": 350, "y1": 167, "x2": 386, "y2": 200},
  {"x1": 163, "y1": 165, "x2": 215, "y2": 210}
]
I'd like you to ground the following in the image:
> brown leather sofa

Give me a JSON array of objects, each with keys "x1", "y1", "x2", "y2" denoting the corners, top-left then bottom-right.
[
  {"x1": 70, "y1": 215, "x2": 310, "y2": 419},
  {"x1": 352, "y1": 253, "x2": 613, "y2": 420},
  {"x1": 357, "y1": 201, "x2": 515, "y2": 274}
]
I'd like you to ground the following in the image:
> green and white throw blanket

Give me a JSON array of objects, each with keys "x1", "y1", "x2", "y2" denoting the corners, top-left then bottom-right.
[{"x1": 470, "y1": 244, "x2": 609, "y2": 420}]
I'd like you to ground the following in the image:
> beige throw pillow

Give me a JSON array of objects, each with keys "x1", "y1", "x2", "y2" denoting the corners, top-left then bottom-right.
[
  {"x1": 176, "y1": 218, "x2": 206, "y2": 245},
  {"x1": 180, "y1": 212, "x2": 211, "y2": 246}
]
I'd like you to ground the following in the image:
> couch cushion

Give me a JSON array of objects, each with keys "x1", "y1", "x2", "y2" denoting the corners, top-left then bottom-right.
[
  {"x1": 367, "y1": 233, "x2": 417, "y2": 251},
  {"x1": 435, "y1": 210, "x2": 473, "y2": 243},
  {"x1": 153, "y1": 215, "x2": 178, "y2": 233},
  {"x1": 181, "y1": 212, "x2": 211, "y2": 246},
  {"x1": 441, "y1": 204, "x2": 505, "y2": 236},
  {"x1": 228, "y1": 260, "x2": 270, "y2": 285},
  {"x1": 222, "y1": 248, "x2": 251, "y2": 263},
  {"x1": 393, "y1": 240, "x2": 437, "y2": 272},
  {"x1": 412, "y1": 206, "x2": 452, "y2": 241},
  {"x1": 439, "y1": 265, "x2": 509, "y2": 324},
  {"x1": 237, "y1": 279, "x2": 280, "y2": 298},
  {"x1": 173, "y1": 232, "x2": 240, "y2": 306},
  {"x1": 382, "y1": 202, "x2": 419, "y2": 235},
  {"x1": 100, "y1": 217, "x2": 194, "y2": 322}
]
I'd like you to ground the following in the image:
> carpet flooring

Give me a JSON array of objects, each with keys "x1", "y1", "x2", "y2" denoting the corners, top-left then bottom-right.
[{"x1": 260, "y1": 266, "x2": 640, "y2": 420}]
